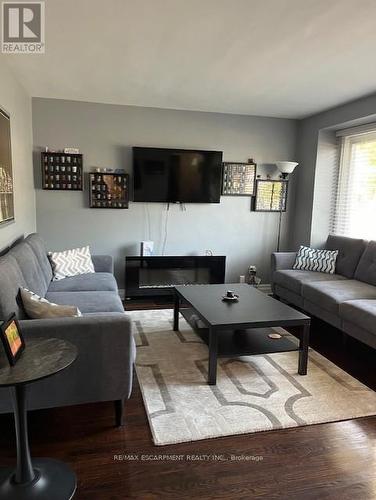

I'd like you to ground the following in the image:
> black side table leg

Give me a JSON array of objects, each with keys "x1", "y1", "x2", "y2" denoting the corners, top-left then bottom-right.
[
  {"x1": 298, "y1": 323, "x2": 310, "y2": 375},
  {"x1": 12, "y1": 385, "x2": 35, "y2": 484},
  {"x1": 208, "y1": 327, "x2": 218, "y2": 385},
  {"x1": 173, "y1": 291, "x2": 180, "y2": 331},
  {"x1": 0, "y1": 385, "x2": 77, "y2": 499}
]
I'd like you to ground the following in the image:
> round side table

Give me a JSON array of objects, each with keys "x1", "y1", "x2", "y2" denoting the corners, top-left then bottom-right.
[{"x1": 0, "y1": 338, "x2": 78, "y2": 500}]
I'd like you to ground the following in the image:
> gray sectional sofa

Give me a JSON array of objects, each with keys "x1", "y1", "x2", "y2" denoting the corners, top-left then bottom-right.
[
  {"x1": 0, "y1": 233, "x2": 135, "y2": 425},
  {"x1": 271, "y1": 234, "x2": 376, "y2": 349}
]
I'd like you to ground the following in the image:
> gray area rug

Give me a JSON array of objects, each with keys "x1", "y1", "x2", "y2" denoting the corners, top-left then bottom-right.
[{"x1": 130, "y1": 309, "x2": 376, "y2": 446}]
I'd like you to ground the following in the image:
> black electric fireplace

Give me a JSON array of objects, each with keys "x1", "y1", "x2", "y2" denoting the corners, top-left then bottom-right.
[{"x1": 125, "y1": 256, "x2": 226, "y2": 298}]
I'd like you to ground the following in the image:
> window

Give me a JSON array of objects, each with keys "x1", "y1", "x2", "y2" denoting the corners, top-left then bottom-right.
[{"x1": 332, "y1": 129, "x2": 376, "y2": 240}]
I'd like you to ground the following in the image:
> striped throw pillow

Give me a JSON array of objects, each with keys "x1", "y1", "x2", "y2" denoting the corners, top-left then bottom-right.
[
  {"x1": 48, "y1": 245, "x2": 95, "y2": 281},
  {"x1": 293, "y1": 245, "x2": 338, "y2": 274}
]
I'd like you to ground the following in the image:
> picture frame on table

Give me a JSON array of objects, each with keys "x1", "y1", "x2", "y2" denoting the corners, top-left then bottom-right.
[{"x1": 0, "y1": 313, "x2": 25, "y2": 366}]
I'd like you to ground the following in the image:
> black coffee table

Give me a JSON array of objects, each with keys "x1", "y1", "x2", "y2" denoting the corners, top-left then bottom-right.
[
  {"x1": 0, "y1": 338, "x2": 77, "y2": 500},
  {"x1": 173, "y1": 284, "x2": 310, "y2": 385}
]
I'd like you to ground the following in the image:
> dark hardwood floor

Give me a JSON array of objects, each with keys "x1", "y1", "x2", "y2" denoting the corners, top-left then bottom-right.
[{"x1": 0, "y1": 310, "x2": 375, "y2": 499}]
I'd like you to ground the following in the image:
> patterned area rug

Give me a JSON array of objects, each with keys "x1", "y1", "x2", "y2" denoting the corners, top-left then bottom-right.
[{"x1": 131, "y1": 309, "x2": 376, "y2": 446}]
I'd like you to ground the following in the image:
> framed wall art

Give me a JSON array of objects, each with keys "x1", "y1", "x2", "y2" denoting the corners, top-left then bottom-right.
[
  {"x1": 0, "y1": 108, "x2": 14, "y2": 225},
  {"x1": 222, "y1": 161, "x2": 256, "y2": 196},
  {"x1": 252, "y1": 179, "x2": 288, "y2": 212}
]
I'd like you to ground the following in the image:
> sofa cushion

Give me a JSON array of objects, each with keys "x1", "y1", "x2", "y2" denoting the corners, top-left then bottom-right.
[
  {"x1": 303, "y1": 299, "x2": 342, "y2": 330},
  {"x1": 0, "y1": 254, "x2": 27, "y2": 319},
  {"x1": 325, "y1": 235, "x2": 367, "y2": 278},
  {"x1": 24, "y1": 234, "x2": 53, "y2": 285},
  {"x1": 302, "y1": 280, "x2": 376, "y2": 315},
  {"x1": 9, "y1": 240, "x2": 49, "y2": 297},
  {"x1": 47, "y1": 273, "x2": 117, "y2": 293},
  {"x1": 354, "y1": 240, "x2": 376, "y2": 285},
  {"x1": 342, "y1": 320, "x2": 376, "y2": 349},
  {"x1": 339, "y1": 300, "x2": 376, "y2": 336},
  {"x1": 45, "y1": 291, "x2": 124, "y2": 314},
  {"x1": 273, "y1": 269, "x2": 347, "y2": 295}
]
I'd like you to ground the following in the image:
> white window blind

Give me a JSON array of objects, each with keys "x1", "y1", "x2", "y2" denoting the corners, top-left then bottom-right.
[{"x1": 332, "y1": 130, "x2": 376, "y2": 239}]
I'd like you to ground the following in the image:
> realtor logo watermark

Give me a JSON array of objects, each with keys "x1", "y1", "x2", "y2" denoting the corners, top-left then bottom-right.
[{"x1": 2, "y1": 2, "x2": 45, "y2": 53}]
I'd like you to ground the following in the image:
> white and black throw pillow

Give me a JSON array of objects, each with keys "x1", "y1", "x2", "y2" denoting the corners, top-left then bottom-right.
[
  {"x1": 48, "y1": 245, "x2": 95, "y2": 281},
  {"x1": 20, "y1": 288, "x2": 82, "y2": 319},
  {"x1": 293, "y1": 245, "x2": 338, "y2": 274}
]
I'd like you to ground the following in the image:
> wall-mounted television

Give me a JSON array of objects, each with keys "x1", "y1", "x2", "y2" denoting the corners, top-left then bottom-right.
[{"x1": 133, "y1": 147, "x2": 223, "y2": 203}]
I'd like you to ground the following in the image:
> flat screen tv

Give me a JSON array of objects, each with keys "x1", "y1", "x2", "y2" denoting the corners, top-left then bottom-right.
[{"x1": 133, "y1": 147, "x2": 223, "y2": 203}]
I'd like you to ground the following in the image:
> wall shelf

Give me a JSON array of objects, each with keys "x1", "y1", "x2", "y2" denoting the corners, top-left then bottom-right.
[
  {"x1": 41, "y1": 152, "x2": 83, "y2": 191},
  {"x1": 89, "y1": 173, "x2": 129, "y2": 209}
]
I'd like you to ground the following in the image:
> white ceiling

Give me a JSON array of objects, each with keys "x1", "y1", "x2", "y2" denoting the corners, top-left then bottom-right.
[{"x1": 3, "y1": 0, "x2": 376, "y2": 119}]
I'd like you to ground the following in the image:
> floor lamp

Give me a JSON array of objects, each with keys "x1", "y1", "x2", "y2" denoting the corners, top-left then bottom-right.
[{"x1": 275, "y1": 161, "x2": 299, "y2": 252}]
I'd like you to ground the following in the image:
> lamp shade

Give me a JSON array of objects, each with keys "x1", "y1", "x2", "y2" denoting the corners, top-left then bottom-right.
[{"x1": 276, "y1": 161, "x2": 299, "y2": 174}]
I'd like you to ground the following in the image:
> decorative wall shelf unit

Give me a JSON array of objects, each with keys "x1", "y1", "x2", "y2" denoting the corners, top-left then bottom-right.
[
  {"x1": 89, "y1": 173, "x2": 129, "y2": 209},
  {"x1": 41, "y1": 152, "x2": 83, "y2": 191},
  {"x1": 222, "y1": 161, "x2": 256, "y2": 196},
  {"x1": 252, "y1": 179, "x2": 288, "y2": 212}
]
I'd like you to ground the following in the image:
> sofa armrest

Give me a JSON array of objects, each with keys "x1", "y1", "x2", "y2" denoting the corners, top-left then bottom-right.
[
  {"x1": 18, "y1": 313, "x2": 135, "y2": 401},
  {"x1": 271, "y1": 252, "x2": 297, "y2": 273},
  {"x1": 271, "y1": 252, "x2": 297, "y2": 293},
  {"x1": 91, "y1": 254, "x2": 114, "y2": 274}
]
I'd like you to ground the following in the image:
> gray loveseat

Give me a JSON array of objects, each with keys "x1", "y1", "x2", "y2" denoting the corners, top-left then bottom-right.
[
  {"x1": 0, "y1": 233, "x2": 135, "y2": 425},
  {"x1": 271, "y1": 234, "x2": 376, "y2": 350}
]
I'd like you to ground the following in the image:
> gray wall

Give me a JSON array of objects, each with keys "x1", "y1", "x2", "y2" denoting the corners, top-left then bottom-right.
[
  {"x1": 32, "y1": 98, "x2": 297, "y2": 288},
  {"x1": 0, "y1": 59, "x2": 36, "y2": 250},
  {"x1": 293, "y1": 92, "x2": 376, "y2": 248}
]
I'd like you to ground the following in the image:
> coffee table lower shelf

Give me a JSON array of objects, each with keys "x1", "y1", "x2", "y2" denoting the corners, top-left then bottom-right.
[{"x1": 181, "y1": 308, "x2": 299, "y2": 358}]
